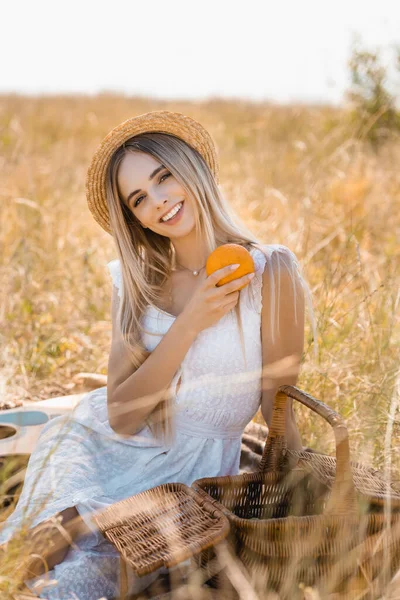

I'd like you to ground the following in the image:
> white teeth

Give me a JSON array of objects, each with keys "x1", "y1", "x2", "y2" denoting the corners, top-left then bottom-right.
[{"x1": 161, "y1": 202, "x2": 182, "y2": 222}]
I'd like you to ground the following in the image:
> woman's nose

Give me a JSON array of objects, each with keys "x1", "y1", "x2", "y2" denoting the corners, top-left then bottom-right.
[{"x1": 155, "y1": 196, "x2": 168, "y2": 211}]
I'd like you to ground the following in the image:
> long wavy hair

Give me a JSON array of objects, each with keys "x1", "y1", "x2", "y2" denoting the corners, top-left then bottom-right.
[{"x1": 105, "y1": 132, "x2": 316, "y2": 444}]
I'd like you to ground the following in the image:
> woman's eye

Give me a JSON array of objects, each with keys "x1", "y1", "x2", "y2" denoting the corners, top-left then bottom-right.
[
  {"x1": 159, "y1": 172, "x2": 171, "y2": 183},
  {"x1": 134, "y1": 195, "x2": 145, "y2": 208},
  {"x1": 133, "y1": 172, "x2": 171, "y2": 207}
]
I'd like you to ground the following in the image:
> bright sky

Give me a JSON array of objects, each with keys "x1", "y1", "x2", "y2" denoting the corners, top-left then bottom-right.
[{"x1": 2, "y1": 0, "x2": 399, "y2": 104}]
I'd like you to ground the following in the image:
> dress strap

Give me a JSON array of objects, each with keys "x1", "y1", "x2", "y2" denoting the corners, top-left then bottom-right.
[{"x1": 107, "y1": 259, "x2": 123, "y2": 298}]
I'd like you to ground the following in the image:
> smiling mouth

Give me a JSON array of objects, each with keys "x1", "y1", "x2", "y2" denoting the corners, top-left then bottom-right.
[{"x1": 159, "y1": 201, "x2": 184, "y2": 223}]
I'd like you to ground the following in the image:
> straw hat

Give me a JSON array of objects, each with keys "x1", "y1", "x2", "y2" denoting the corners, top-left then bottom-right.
[{"x1": 86, "y1": 110, "x2": 220, "y2": 234}]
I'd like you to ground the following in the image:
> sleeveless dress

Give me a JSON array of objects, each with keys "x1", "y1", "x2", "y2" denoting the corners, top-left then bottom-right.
[{"x1": 0, "y1": 244, "x2": 298, "y2": 599}]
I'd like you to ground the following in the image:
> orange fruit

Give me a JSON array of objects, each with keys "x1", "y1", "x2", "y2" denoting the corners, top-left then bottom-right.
[{"x1": 206, "y1": 244, "x2": 255, "y2": 290}]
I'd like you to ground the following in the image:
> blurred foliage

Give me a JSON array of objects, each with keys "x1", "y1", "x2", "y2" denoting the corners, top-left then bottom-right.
[{"x1": 346, "y1": 40, "x2": 400, "y2": 146}]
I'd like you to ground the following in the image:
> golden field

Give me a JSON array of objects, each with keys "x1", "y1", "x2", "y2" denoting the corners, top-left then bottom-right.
[{"x1": 0, "y1": 94, "x2": 399, "y2": 598}]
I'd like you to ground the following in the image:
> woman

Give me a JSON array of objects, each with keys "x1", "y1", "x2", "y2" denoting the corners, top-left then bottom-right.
[{"x1": 0, "y1": 110, "x2": 316, "y2": 599}]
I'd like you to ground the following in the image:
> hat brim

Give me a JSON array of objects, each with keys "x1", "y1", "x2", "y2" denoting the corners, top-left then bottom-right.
[{"x1": 86, "y1": 110, "x2": 219, "y2": 234}]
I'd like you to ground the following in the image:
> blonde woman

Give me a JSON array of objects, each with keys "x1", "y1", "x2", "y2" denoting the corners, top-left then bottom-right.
[{"x1": 0, "y1": 111, "x2": 316, "y2": 599}]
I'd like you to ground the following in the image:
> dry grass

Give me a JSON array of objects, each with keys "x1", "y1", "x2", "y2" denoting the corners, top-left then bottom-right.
[{"x1": 0, "y1": 94, "x2": 399, "y2": 598}]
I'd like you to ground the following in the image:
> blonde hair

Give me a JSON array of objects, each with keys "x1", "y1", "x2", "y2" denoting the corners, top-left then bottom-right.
[{"x1": 106, "y1": 132, "x2": 316, "y2": 444}]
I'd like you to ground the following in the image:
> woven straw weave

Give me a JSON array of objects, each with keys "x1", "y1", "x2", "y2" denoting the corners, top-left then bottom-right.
[{"x1": 92, "y1": 481, "x2": 229, "y2": 598}]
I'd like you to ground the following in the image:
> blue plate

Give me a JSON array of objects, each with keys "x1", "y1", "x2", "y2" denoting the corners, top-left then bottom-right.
[{"x1": 0, "y1": 411, "x2": 49, "y2": 426}]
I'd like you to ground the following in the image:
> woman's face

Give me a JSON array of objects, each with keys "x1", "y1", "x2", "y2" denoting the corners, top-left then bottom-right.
[{"x1": 117, "y1": 151, "x2": 196, "y2": 238}]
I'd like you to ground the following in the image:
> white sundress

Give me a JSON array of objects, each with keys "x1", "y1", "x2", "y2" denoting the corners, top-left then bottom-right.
[{"x1": 0, "y1": 244, "x2": 301, "y2": 600}]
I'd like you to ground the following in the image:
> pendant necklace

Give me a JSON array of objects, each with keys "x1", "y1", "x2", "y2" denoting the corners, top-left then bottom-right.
[
  {"x1": 167, "y1": 260, "x2": 206, "y2": 311},
  {"x1": 173, "y1": 261, "x2": 205, "y2": 277}
]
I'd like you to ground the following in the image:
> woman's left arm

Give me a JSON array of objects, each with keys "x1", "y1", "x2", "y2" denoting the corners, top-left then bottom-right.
[{"x1": 260, "y1": 247, "x2": 305, "y2": 451}]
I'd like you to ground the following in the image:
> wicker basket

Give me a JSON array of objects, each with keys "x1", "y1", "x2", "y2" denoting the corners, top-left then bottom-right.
[
  {"x1": 92, "y1": 482, "x2": 230, "y2": 598},
  {"x1": 192, "y1": 385, "x2": 400, "y2": 599},
  {"x1": 259, "y1": 385, "x2": 400, "y2": 513}
]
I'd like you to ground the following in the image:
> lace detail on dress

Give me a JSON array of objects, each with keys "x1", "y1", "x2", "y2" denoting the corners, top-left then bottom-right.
[{"x1": 107, "y1": 259, "x2": 123, "y2": 298}]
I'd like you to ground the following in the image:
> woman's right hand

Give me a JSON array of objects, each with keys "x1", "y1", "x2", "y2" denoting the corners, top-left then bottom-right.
[{"x1": 180, "y1": 264, "x2": 255, "y2": 335}]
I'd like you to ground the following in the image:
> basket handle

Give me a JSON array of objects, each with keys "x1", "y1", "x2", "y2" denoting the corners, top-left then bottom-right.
[{"x1": 259, "y1": 385, "x2": 358, "y2": 515}]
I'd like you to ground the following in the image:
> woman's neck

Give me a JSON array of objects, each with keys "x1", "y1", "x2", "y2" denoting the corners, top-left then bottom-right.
[{"x1": 171, "y1": 233, "x2": 209, "y2": 272}]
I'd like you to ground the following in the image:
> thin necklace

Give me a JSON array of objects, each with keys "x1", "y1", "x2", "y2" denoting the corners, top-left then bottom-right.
[
  {"x1": 173, "y1": 261, "x2": 206, "y2": 277},
  {"x1": 167, "y1": 259, "x2": 205, "y2": 311}
]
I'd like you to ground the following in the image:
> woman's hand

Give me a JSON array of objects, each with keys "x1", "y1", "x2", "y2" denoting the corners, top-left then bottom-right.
[{"x1": 180, "y1": 264, "x2": 254, "y2": 335}]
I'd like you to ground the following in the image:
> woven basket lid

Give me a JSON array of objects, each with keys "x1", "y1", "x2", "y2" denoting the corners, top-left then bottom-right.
[{"x1": 86, "y1": 110, "x2": 220, "y2": 235}]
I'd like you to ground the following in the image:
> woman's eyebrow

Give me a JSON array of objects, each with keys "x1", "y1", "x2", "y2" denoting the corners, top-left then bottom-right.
[{"x1": 126, "y1": 165, "x2": 165, "y2": 204}]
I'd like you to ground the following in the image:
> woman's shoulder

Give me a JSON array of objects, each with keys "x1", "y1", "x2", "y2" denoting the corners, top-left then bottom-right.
[
  {"x1": 248, "y1": 243, "x2": 300, "y2": 274},
  {"x1": 240, "y1": 244, "x2": 301, "y2": 315}
]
